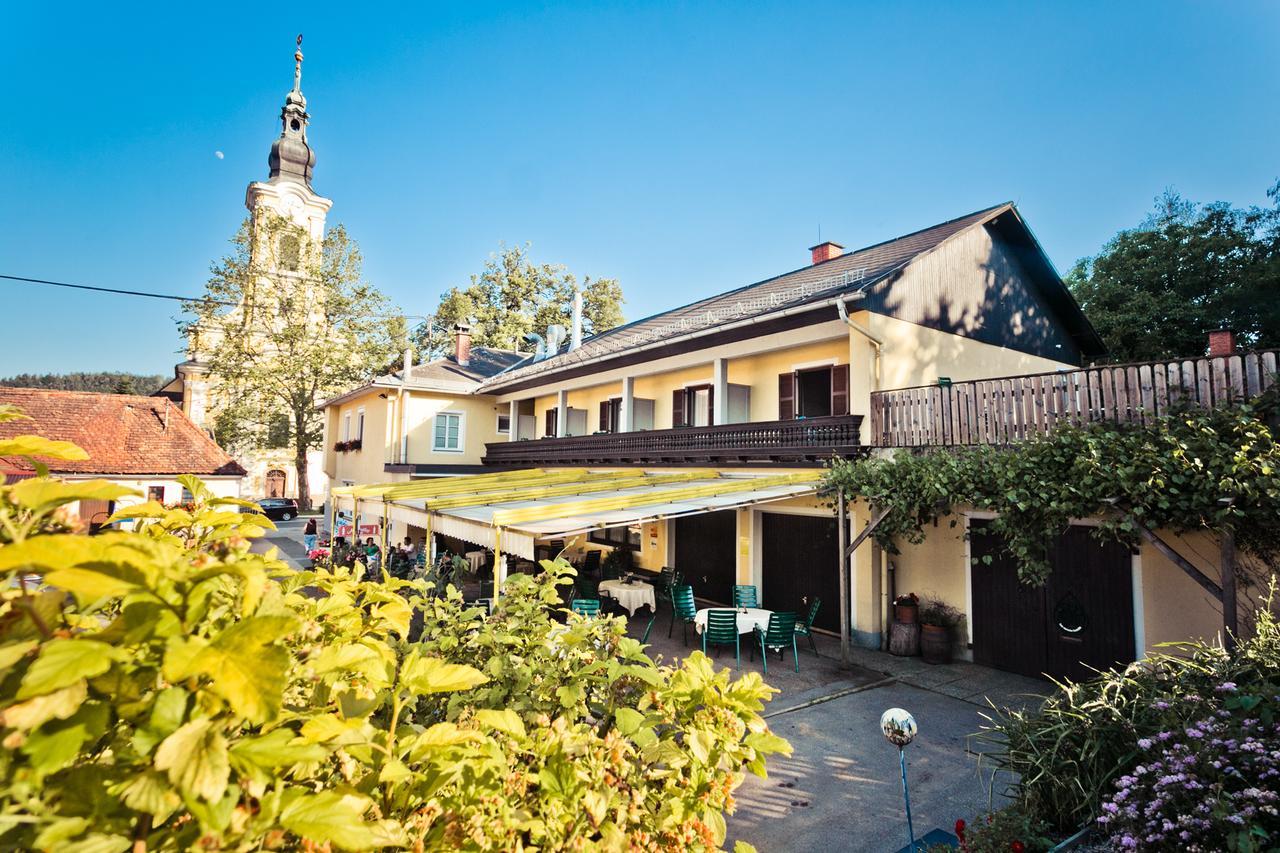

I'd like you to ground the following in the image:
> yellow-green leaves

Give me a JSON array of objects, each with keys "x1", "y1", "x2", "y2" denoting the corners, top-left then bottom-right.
[
  {"x1": 0, "y1": 435, "x2": 88, "y2": 463},
  {"x1": 187, "y1": 615, "x2": 299, "y2": 724},
  {"x1": 154, "y1": 718, "x2": 230, "y2": 802},
  {"x1": 400, "y1": 651, "x2": 488, "y2": 695},
  {"x1": 17, "y1": 639, "x2": 122, "y2": 699},
  {"x1": 279, "y1": 791, "x2": 406, "y2": 850},
  {"x1": 9, "y1": 479, "x2": 136, "y2": 515}
]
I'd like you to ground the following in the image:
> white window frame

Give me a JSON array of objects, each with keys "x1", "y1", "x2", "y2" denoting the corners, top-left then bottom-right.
[
  {"x1": 432, "y1": 411, "x2": 465, "y2": 453},
  {"x1": 356, "y1": 407, "x2": 366, "y2": 441},
  {"x1": 496, "y1": 412, "x2": 512, "y2": 434},
  {"x1": 342, "y1": 413, "x2": 351, "y2": 441}
]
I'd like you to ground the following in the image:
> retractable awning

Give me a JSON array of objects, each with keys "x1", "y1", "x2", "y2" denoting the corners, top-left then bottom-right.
[{"x1": 330, "y1": 468, "x2": 825, "y2": 590}]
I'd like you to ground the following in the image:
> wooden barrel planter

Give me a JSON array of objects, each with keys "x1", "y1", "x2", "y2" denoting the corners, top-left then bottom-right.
[
  {"x1": 889, "y1": 621, "x2": 920, "y2": 656},
  {"x1": 894, "y1": 603, "x2": 918, "y2": 624},
  {"x1": 920, "y1": 624, "x2": 952, "y2": 665}
]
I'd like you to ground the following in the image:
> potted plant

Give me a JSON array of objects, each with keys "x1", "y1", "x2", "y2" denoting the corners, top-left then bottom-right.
[
  {"x1": 601, "y1": 546, "x2": 634, "y2": 580},
  {"x1": 918, "y1": 598, "x2": 963, "y2": 664},
  {"x1": 893, "y1": 592, "x2": 919, "y2": 624}
]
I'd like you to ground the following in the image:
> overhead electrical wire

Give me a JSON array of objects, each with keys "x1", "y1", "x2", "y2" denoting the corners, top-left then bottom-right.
[{"x1": 0, "y1": 273, "x2": 429, "y2": 322}]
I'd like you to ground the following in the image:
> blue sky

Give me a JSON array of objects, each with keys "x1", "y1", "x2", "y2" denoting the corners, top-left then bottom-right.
[{"x1": 2, "y1": 1, "x2": 1277, "y2": 375}]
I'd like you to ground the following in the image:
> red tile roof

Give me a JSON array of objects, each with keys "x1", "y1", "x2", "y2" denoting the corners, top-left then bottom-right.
[{"x1": 0, "y1": 387, "x2": 247, "y2": 477}]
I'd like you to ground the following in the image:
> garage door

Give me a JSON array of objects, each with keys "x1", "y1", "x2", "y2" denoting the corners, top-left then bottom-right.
[
  {"x1": 674, "y1": 511, "x2": 737, "y2": 604},
  {"x1": 761, "y1": 512, "x2": 839, "y2": 633},
  {"x1": 970, "y1": 520, "x2": 1135, "y2": 681}
]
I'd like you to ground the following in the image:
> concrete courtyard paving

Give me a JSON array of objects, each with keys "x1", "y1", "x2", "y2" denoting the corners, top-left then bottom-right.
[{"x1": 625, "y1": 600, "x2": 1046, "y2": 853}]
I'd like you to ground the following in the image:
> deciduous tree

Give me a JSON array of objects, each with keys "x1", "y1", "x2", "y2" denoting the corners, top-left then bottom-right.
[
  {"x1": 1067, "y1": 183, "x2": 1280, "y2": 362},
  {"x1": 183, "y1": 213, "x2": 403, "y2": 509},
  {"x1": 415, "y1": 244, "x2": 625, "y2": 358}
]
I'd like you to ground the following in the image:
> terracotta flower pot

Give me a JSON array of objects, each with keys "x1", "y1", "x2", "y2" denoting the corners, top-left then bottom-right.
[{"x1": 894, "y1": 603, "x2": 919, "y2": 624}]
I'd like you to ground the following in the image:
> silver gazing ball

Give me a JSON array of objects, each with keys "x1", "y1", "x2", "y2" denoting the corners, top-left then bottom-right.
[{"x1": 880, "y1": 708, "x2": 917, "y2": 747}]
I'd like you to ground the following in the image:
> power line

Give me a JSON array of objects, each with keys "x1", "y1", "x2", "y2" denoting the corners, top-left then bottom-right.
[
  {"x1": 0, "y1": 273, "x2": 239, "y2": 307},
  {"x1": 0, "y1": 273, "x2": 429, "y2": 322}
]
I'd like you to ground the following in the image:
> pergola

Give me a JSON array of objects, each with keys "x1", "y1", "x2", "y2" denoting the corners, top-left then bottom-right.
[{"x1": 329, "y1": 468, "x2": 824, "y2": 594}]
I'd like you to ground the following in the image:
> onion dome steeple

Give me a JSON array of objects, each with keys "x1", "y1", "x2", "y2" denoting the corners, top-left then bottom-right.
[{"x1": 267, "y1": 35, "x2": 316, "y2": 186}]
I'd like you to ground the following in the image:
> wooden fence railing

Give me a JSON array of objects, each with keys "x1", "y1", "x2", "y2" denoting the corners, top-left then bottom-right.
[{"x1": 870, "y1": 350, "x2": 1279, "y2": 447}]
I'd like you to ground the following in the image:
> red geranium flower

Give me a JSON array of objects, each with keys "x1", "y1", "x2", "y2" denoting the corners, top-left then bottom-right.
[
  {"x1": 1011, "y1": 842, "x2": 1025, "y2": 853},
  {"x1": 955, "y1": 819, "x2": 966, "y2": 838}
]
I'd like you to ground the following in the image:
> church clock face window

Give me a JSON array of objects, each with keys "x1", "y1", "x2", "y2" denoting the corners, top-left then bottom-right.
[{"x1": 290, "y1": 119, "x2": 301, "y2": 131}]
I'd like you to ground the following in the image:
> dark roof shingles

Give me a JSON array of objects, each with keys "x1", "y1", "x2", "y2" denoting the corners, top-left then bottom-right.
[{"x1": 482, "y1": 204, "x2": 1010, "y2": 390}]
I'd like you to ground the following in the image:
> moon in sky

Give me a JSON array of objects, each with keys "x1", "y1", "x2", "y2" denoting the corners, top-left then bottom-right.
[{"x1": 214, "y1": 150, "x2": 225, "y2": 160}]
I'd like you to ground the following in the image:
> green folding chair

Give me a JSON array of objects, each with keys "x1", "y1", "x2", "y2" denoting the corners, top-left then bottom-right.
[
  {"x1": 732, "y1": 585, "x2": 759, "y2": 608},
  {"x1": 754, "y1": 611, "x2": 799, "y2": 674},
  {"x1": 702, "y1": 608, "x2": 742, "y2": 669},
  {"x1": 669, "y1": 584, "x2": 698, "y2": 643},
  {"x1": 794, "y1": 597, "x2": 822, "y2": 655},
  {"x1": 639, "y1": 612, "x2": 657, "y2": 646},
  {"x1": 571, "y1": 599, "x2": 601, "y2": 617}
]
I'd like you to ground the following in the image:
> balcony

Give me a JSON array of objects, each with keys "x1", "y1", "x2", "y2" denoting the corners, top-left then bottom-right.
[{"x1": 482, "y1": 414, "x2": 864, "y2": 467}]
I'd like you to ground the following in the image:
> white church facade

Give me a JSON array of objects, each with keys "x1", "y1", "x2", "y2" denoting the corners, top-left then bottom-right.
[{"x1": 156, "y1": 39, "x2": 331, "y2": 505}]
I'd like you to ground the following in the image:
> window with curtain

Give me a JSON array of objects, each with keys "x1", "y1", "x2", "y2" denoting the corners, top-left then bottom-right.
[{"x1": 433, "y1": 412, "x2": 463, "y2": 452}]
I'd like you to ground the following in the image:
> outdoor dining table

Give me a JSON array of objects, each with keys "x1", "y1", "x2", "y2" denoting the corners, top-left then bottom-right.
[
  {"x1": 598, "y1": 578, "x2": 656, "y2": 615},
  {"x1": 694, "y1": 607, "x2": 772, "y2": 635},
  {"x1": 464, "y1": 550, "x2": 488, "y2": 573}
]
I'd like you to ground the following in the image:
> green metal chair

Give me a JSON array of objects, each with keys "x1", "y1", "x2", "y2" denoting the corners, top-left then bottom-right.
[
  {"x1": 571, "y1": 599, "x2": 601, "y2": 617},
  {"x1": 658, "y1": 566, "x2": 679, "y2": 604},
  {"x1": 732, "y1": 585, "x2": 759, "y2": 608},
  {"x1": 575, "y1": 575, "x2": 600, "y2": 602},
  {"x1": 701, "y1": 608, "x2": 742, "y2": 668},
  {"x1": 794, "y1": 597, "x2": 822, "y2": 655},
  {"x1": 754, "y1": 611, "x2": 800, "y2": 674},
  {"x1": 669, "y1": 584, "x2": 698, "y2": 643},
  {"x1": 639, "y1": 612, "x2": 657, "y2": 646}
]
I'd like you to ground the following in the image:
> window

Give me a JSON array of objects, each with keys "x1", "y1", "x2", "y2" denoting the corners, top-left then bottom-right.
[
  {"x1": 588, "y1": 524, "x2": 642, "y2": 551},
  {"x1": 356, "y1": 408, "x2": 366, "y2": 441},
  {"x1": 598, "y1": 398, "x2": 622, "y2": 433},
  {"x1": 779, "y1": 365, "x2": 849, "y2": 419},
  {"x1": 278, "y1": 234, "x2": 301, "y2": 271},
  {"x1": 342, "y1": 413, "x2": 352, "y2": 441},
  {"x1": 433, "y1": 412, "x2": 463, "y2": 452},
  {"x1": 148, "y1": 486, "x2": 165, "y2": 503},
  {"x1": 496, "y1": 412, "x2": 512, "y2": 434},
  {"x1": 545, "y1": 408, "x2": 558, "y2": 438},
  {"x1": 672, "y1": 385, "x2": 713, "y2": 428}
]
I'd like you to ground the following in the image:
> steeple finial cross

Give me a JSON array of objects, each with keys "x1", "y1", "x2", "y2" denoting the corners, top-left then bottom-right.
[{"x1": 293, "y1": 34, "x2": 304, "y2": 93}]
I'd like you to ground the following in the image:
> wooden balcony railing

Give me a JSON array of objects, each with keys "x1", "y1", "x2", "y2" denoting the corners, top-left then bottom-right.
[
  {"x1": 482, "y1": 414, "x2": 864, "y2": 467},
  {"x1": 870, "y1": 350, "x2": 1279, "y2": 447}
]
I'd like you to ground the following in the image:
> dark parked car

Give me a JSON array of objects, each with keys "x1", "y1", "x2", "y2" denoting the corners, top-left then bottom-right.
[{"x1": 249, "y1": 498, "x2": 299, "y2": 521}]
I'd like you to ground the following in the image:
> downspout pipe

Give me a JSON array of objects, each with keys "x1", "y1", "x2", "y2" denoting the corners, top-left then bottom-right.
[{"x1": 836, "y1": 298, "x2": 883, "y2": 391}]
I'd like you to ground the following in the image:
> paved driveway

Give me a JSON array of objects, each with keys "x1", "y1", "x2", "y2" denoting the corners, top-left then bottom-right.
[
  {"x1": 250, "y1": 516, "x2": 311, "y2": 569},
  {"x1": 727, "y1": 680, "x2": 1016, "y2": 853}
]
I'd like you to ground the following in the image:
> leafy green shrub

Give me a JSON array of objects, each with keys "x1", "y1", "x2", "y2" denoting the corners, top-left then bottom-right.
[
  {"x1": 979, "y1": 592, "x2": 1280, "y2": 835},
  {"x1": 0, "y1": 413, "x2": 789, "y2": 851}
]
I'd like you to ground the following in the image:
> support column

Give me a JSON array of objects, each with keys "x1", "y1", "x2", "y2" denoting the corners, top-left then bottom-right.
[
  {"x1": 712, "y1": 357, "x2": 728, "y2": 425},
  {"x1": 837, "y1": 490, "x2": 850, "y2": 665},
  {"x1": 507, "y1": 400, "x2": 519, "y2": 441},
  {"x1": 1221, "y1": 526, "x2": 1238, "y2": 651},
  {"x1": 619, "y1": 376, "x2": 634, "y2": 432},
  {"x1": 556, "y1": 390, "x2": 568, "y2": 438}
]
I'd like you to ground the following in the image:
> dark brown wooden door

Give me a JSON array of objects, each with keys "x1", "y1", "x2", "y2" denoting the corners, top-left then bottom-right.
[
  {"x1": 970, "y1": 520, "x2": 1134, "y2": 680},
  {"x1": 761, "y1": 512, "x2": 840, "y2": 633},
  {"x1": 674, "y1": 511, "x2": 737, "y2": 604}
]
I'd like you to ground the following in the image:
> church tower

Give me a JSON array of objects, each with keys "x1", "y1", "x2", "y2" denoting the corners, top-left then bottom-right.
[
  {"x1": 162, "y1": 38, "x2": 334, "y2": 504},
  {"x1": 245, "y1": 35, "x2": 333, "y2": 241}
]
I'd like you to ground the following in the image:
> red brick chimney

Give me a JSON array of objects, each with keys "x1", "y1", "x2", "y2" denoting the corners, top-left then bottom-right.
[
  {"x1": 454, "y1": 320, "x2": 472, "y2": 367},
  {"x1": 809, "y1": 241, "x2": 844, "y2": 265},
  {"x1": 1208, "y1": 329, "x2": 1236, "y2": 357}
]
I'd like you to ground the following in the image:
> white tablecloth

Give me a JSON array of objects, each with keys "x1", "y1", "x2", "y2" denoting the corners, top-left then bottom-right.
[
  {"x1": 465, "y1": 550, "x2": 488, "y2": 573},
  {"x1": 694, "y1": 607, "x2": 772, "y2": 635},
  {"x1": 599, "y1": 579, "x2": 656, "y2": 615}
]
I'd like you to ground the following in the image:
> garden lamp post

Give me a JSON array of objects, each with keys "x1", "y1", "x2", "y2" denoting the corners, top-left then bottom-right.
[{"x1": 880, "y1": 707, "x2": 919, "y2": 851}]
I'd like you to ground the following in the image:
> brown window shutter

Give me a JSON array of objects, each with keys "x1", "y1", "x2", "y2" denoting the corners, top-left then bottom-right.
[
  {"x1": 545, "y1": 408, "x2": 557, "y2": 437},
  {"x1": 599, "y1": 400, "x2": 611, "y2": 433},
  {"x1": 830, "y1": 364, "x2": 850, "y2": 416},
  {"x1": 672, "y1": 389, "x2": 687, "y2": 427},
  {"x1": 778, "y1": 372, "x2": 795, "y2": 420},
  {"x1": 706, "y1": 385, "x2": 714, "y2": 426}
]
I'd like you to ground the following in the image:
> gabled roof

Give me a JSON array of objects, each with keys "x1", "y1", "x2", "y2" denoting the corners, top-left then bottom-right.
[
  {"x1": 319, "y1": 347, "x2": 526, "y2": 408},
  {"x1": 0, "y1": 387, "x2": 247, "y2": 478},
  {"x1": 481, "y1": 204, "x2": 1010, "y2": 391},
  {"x1": 480, "y1": 203, "x2": 1103, "y2": 393}
]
